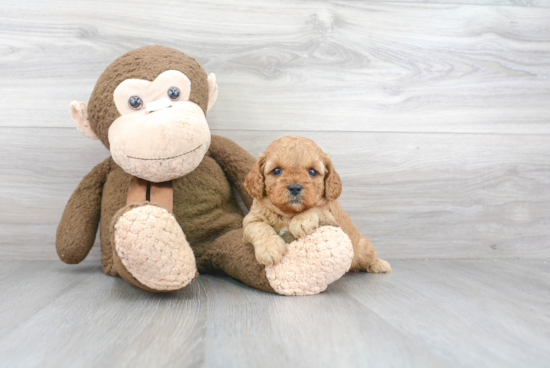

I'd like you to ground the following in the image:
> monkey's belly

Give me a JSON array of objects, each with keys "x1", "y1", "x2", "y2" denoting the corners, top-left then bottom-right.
[{"x1": 112, "y1": 203, "x2": 197, "y2": 291}]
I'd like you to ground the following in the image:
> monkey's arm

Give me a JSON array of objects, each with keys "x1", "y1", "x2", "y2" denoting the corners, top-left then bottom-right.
[
  {"x1": 56, "y1": 158, "x2": 111, "y2": 264},
  {"x1": 207, "y1": 135, "x2": 255, "y2": 210}
]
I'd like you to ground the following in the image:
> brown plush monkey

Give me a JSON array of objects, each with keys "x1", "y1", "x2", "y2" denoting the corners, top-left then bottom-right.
[{"x1": 57, "y1": 45, "x2": 354, "y2": 294}]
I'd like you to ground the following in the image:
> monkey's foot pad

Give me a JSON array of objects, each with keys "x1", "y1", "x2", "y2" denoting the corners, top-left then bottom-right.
[
  {"x1": 265, "y1": 226, "x2": 354, "y2": 296},
  {"x1": 113, "y1": 204, "x2": 197, "y2": 291}
]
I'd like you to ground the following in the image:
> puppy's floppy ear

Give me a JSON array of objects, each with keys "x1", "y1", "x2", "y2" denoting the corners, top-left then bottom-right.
[
  {"x1": 244, "y1": 152, "x2": 267, "y2": 199},
  {"x1": 323, "y1": 154, "x2": 342, "y2": 200}
]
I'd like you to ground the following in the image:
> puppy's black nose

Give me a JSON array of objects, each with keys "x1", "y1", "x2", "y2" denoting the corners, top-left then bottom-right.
[{"x1": 287, "y1": 184, "x2": 302, "y2": 196}]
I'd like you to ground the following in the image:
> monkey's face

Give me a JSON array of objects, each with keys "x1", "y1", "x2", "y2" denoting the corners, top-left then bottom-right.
[
  {"x1": 69, "y1": 46, "x2": 219, "y2": 183},
  {"x1": 108, "y1": 70, "x2": 211, "y2": 182}
]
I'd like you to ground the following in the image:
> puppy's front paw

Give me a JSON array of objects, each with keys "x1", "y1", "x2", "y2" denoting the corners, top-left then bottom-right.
[
  {"x1": 254, "y1": 236, "x2": 288, "y2": 266},
  {"x1": 289, "y1": 215, "x2": 319, "y2": 238}
]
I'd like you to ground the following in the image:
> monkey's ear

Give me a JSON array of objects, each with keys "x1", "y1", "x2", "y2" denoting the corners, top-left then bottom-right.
[
  {"x1": 207, "y1": 73, "x2": 218, "y2": 112},
  {"x1": 244, "y1": 152, "x2": 266, "y2": 199},
  {"x1": 69, "y1": 101, "x2": 99, "y2": 140}
]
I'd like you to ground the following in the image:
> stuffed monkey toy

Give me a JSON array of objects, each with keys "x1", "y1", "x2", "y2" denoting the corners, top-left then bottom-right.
[{"x1": 57, "y1": 45, "x2": 354, "y2": 295}]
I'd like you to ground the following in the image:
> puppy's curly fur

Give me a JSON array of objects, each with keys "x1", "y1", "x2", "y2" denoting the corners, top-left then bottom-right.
[{"x1": 243, "y1": 136, "x2": 391, "y2": 273}]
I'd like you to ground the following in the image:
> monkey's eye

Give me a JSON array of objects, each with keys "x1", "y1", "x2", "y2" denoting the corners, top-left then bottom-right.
[
  {"x1": 128, "y1": 96, "x2": 143, "y2": 110},
  {"x1": 167, "y1": 86, "x2": 180, "y2": 100},
  {"x1": 309, "y1": 169, "x2": 318, "y2": 177},
  {"x1": 271, "y1": 168, "x2": 282, "y2": 176}
]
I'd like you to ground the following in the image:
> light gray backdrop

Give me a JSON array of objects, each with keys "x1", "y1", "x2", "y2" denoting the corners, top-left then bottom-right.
[{"x1": 1, "y1": 0, "x2": 549, "y2": 261}]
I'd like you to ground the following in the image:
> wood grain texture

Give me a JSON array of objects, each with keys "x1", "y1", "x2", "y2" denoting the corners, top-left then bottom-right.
[
  {"x1": 203, "y1": 275, "x2": 451, "y2": 368},
  {"x1": 0, "y1": 262, "x2": 208, "y2": 367},
  {"x1": 340, "y1": 259, "x2": 550, "y2": 368},
  {"x1": 0, "y1": 1, "x2": 549, "y2": 133},
  {"x1": 0, "y1": 260, "x2": 549, "y2": 367},
  {"x1": 1, "y1": 128, "x2": 549, "y2": 260},
  {"x1": 0, "y1": 1, "x2": 549, "y2": 261},
  {"x1": 0, "y1": 261, "x2": 94, "y2": 333},
  {"x1": 368, "y1": 0, "x2": 550, "y2": 6}
]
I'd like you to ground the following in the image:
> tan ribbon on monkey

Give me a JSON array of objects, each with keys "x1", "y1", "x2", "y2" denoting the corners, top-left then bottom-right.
[{"x1": 126, "y1": 177, "x2": 174, "y2": 213}]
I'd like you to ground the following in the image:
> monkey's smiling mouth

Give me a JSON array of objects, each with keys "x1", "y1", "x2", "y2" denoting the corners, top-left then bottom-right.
[{"x1": 127, "y1": 144, "x2": 203, "y2": 161}]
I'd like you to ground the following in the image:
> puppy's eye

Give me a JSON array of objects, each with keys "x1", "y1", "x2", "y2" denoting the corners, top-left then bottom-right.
[
  {"x1": 167, "y1": 86, "x2": 180, "y2": 100},
  {"x1": 271, "y1": 168, "x2": 282, "y2": 176},
  {"x1": 309, "y1": 169, "x2": 318, "y2": 177},
  {"x1": 128, "y1": 96, "x2": 143, "y2": 110}
]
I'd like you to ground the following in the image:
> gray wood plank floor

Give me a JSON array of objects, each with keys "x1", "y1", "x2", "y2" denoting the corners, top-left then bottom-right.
[{"x1": 0, "y1": 259, "x2": 548, "y2": 368}]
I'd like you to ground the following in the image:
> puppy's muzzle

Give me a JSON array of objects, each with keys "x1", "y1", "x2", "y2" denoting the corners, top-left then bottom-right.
[{"x1": 287, "y1": 184, "x2": 303, "y2": 197}]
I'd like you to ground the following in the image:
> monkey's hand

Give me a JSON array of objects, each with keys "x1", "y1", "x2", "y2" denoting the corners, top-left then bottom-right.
[
  {"x1": 56, "y1": 158, "x2": 110, "y2": 264},
  {"x1": 254, "y1": 235, "x2": 288, "y2": 266}
]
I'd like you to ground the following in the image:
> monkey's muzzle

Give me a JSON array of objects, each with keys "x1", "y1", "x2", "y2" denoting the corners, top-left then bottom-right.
[{"x1": 108, "y1": 101, "x2": 211, "y2": 183}]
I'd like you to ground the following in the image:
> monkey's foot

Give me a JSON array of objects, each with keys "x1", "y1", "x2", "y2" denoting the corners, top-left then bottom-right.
[
  {"x1": 265, "y1": 226, "x2": 354, "y2": 296},
  {"x1": 111, "y1": 203, "x2": 197, "y2": 292}
]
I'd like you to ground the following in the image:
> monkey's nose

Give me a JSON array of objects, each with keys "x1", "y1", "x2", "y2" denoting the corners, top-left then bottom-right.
[
  {"x1": 146, "y1": 98, "x2": 173, "y2": 113},
  {"x1": 287, "y1": 184, "x2": 302, "y2": 196}
]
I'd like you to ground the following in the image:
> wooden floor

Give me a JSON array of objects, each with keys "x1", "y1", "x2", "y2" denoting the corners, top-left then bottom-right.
[{"x1": 0, "y1": 259, "x2": 548, "y2": 368}]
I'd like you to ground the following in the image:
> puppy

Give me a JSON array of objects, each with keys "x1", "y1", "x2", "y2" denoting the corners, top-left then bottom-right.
[{"x1": 243, "y1": 136, "x2": 391, "y2": 273}]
